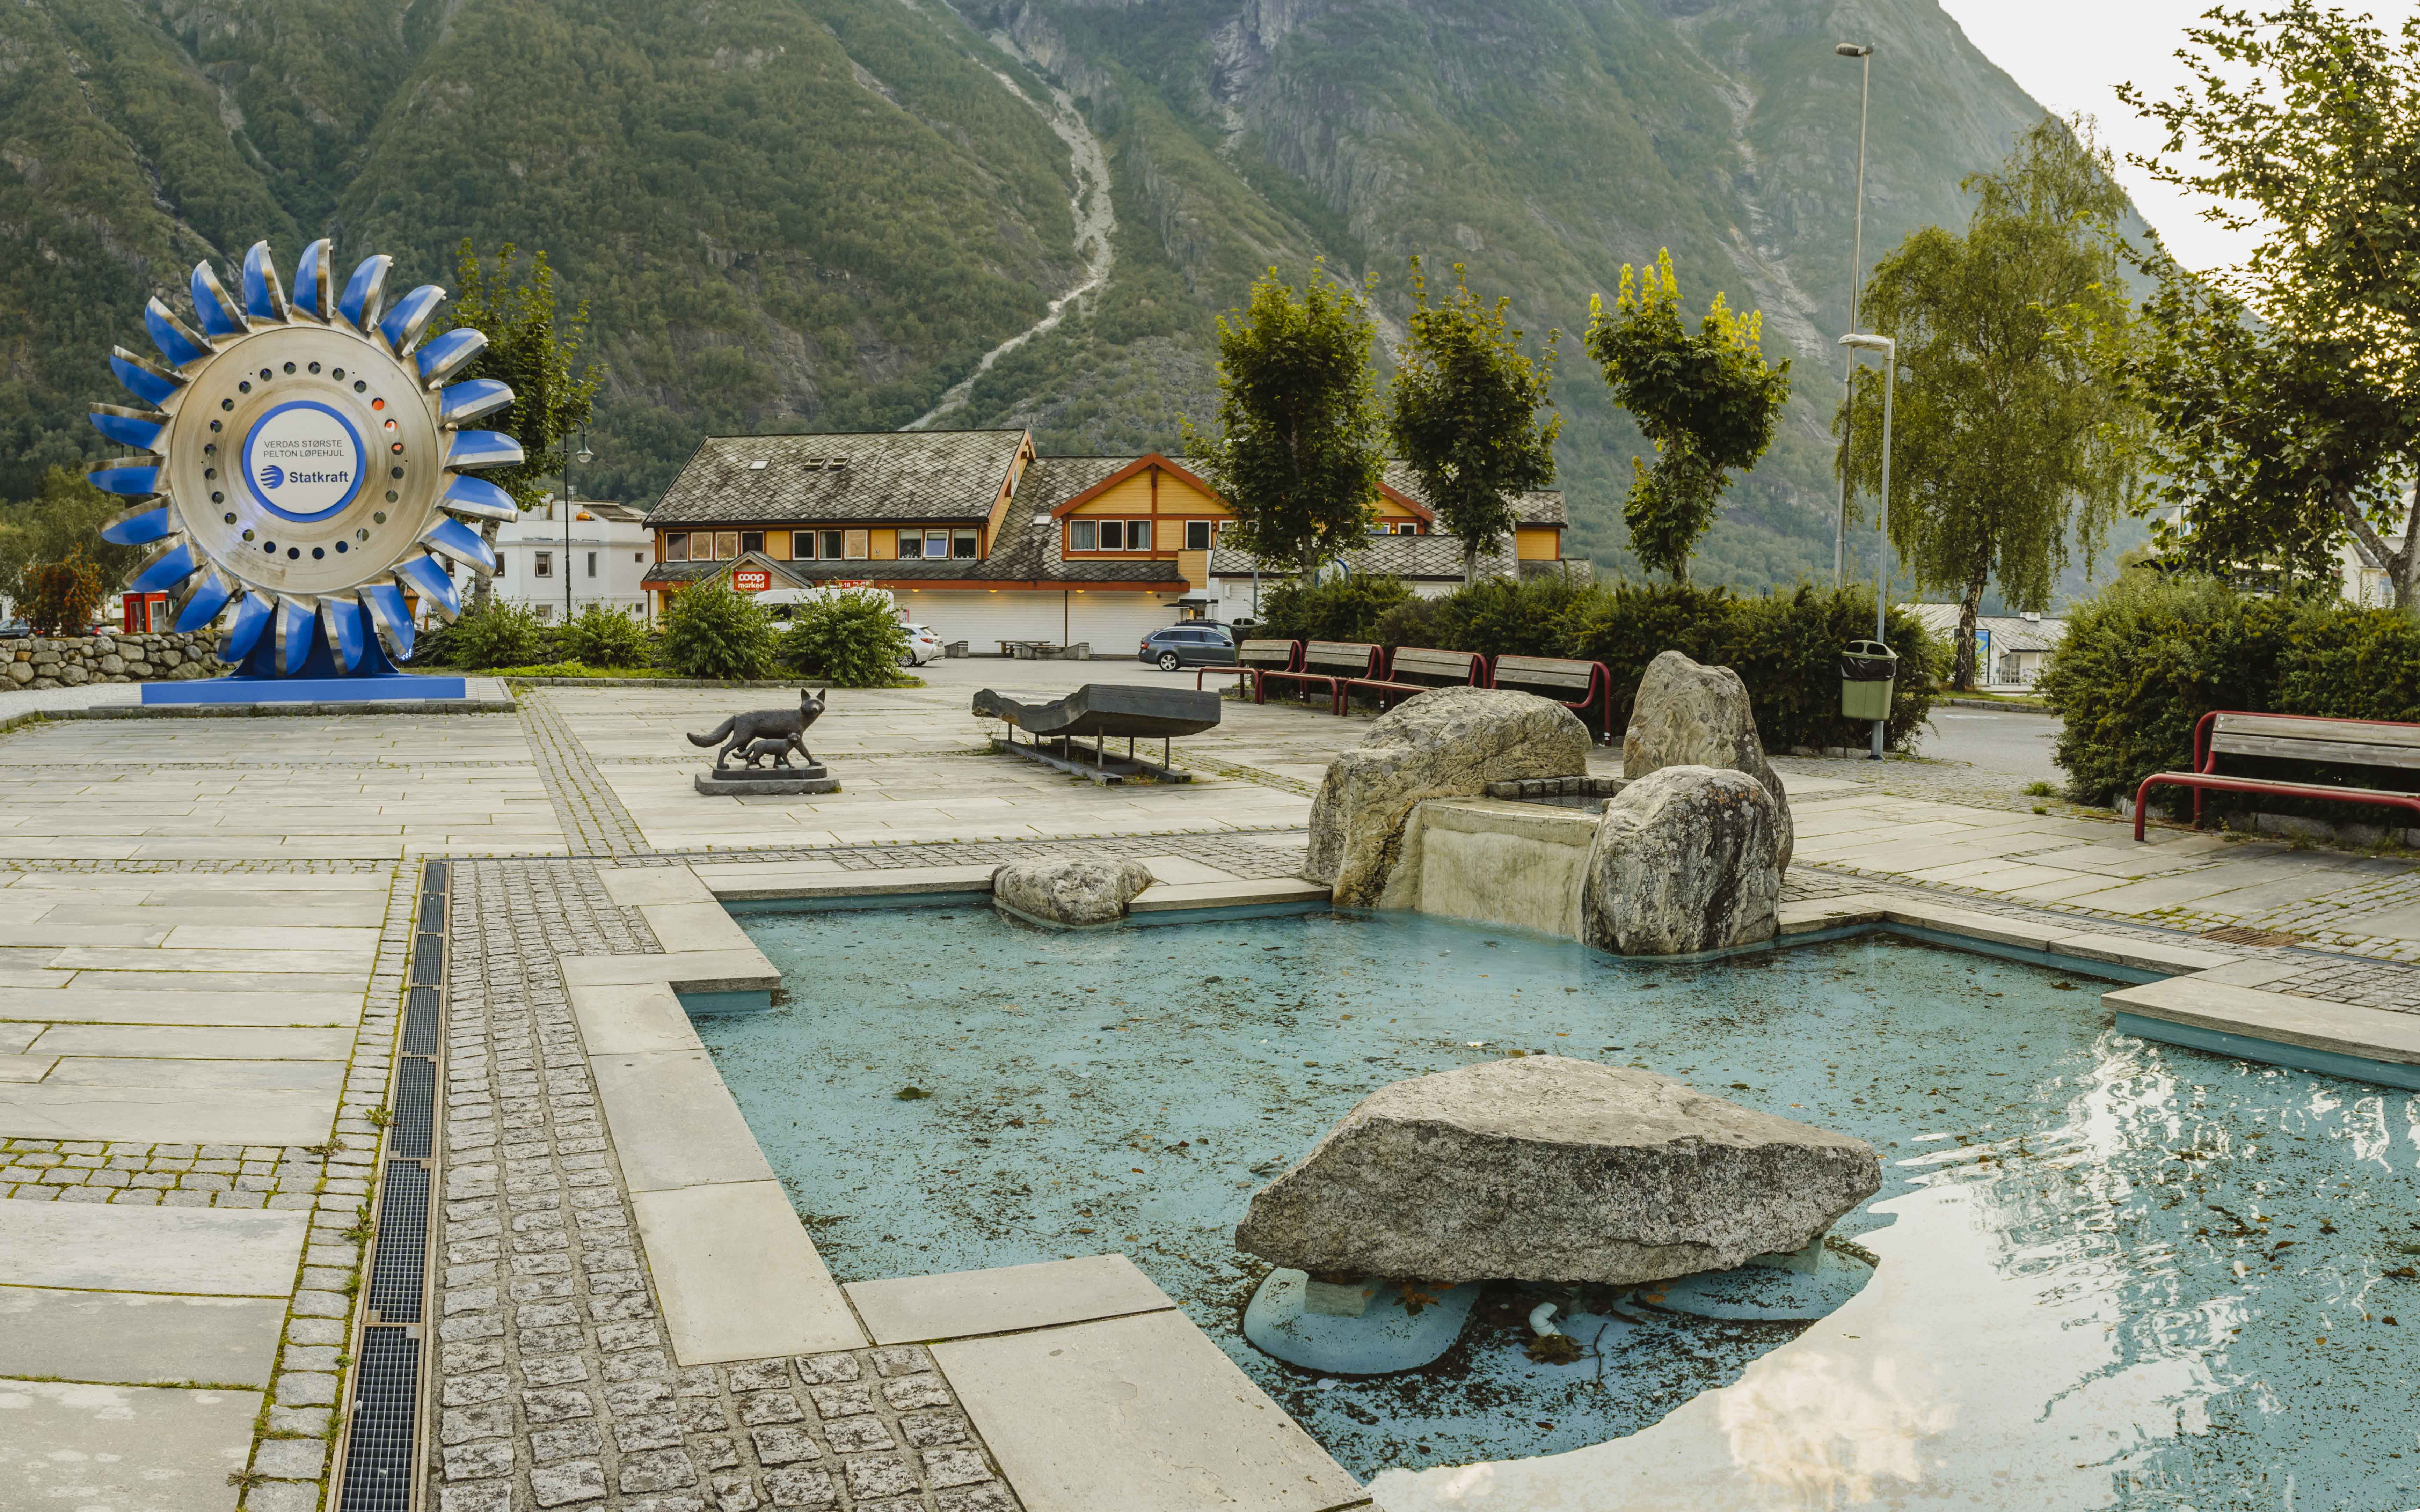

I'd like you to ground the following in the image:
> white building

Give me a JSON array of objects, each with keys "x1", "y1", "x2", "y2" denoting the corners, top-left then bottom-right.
[
  {"x1": 1901, "y1": 603, "x2": 2067, "y2": 687},
  {"x1": 494, "y1": 496, "x2": 654, "y2": 622}
]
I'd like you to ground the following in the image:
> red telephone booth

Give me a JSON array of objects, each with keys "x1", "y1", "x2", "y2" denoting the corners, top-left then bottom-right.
[{"x1": 121, "y1": 592, "x2": 170, "y2": 633}]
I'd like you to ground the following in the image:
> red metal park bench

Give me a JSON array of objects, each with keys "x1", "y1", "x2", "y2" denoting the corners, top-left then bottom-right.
[
  {"x1": 1337, "y1": 646, "x2": 1485, "y2": 715},
  {"x1": 2133, "y1": 710, "x2": 2420, "y2": 841},
  {"x1": 1256, "y1": 640, "x2": 1380, "y2": 711}
]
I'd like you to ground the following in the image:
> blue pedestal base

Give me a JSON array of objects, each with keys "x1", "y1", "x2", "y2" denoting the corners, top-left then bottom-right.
[{"x1": 141, "y1": 674, "x2": 470, "y2": 705}]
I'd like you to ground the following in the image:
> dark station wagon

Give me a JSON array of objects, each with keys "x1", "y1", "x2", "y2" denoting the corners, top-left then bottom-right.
[{"x1": 1137, "y1": 623, "x2": 1237, "y2": 671}]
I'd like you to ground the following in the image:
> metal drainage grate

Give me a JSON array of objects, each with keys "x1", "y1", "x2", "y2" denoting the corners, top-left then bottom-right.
[
  {"x1": 421, "y1": 858, "x2": 447, "y2": 893},
  {"x1": 336, "y1": 1324, "x2": 421, "y2": 1512},
  {"x1": 417, "y1": 892, "x2": 445, "y2": 932},
  {"x1": 402, "y1": 987, "x2": 440, "y2": 1055},
  {"x1": 391, "y1": 1059, "x2": 434, "y2": 1159},
  {"x1": 409, "y1": 933, "x2": 443, "y2": 987},
  {"x1": 365, "y1": 1163, "x2": 430, "y2": 1322}
]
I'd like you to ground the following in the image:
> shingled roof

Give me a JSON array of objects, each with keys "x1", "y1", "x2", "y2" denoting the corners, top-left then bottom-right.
[
  {"x1": 647, "y1": 431, "x2": 1026, "y2": 527},
  {"x1": 1379, "y1": 462, "x2": 1566, "y2": 527},
  {"x1": 1209, "y1": 530, "x2": 1516, "y2": 583}
]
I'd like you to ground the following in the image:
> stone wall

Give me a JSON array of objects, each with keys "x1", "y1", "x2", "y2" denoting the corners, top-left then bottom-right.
[{"x1": 5, "y1": 632, "x2": 229, "y2": 689}]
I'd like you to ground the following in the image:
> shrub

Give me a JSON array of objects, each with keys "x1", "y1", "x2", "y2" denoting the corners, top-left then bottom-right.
[
  {"x1": 22, "y1": 546, "x2": 104, "y2": 635},
  {"x1": 2041, "y1": 570, "x2": 2420, "y2": 813},
  {"x1": 1262, "y1": 572, "x2": 1940, "y2": 750},
  {"x1": 1260, "y1": 574, "x2": 1415, "y2": 642},
  {"x1": 442, "y1": 600, "x2": 548, "y2": 669},
  {"x1": 559, "y1": 604, "x2": 654, "y2": 668},
  {"x1": 1720, "y1": 586, "x2": 1941, "y2": 753},
  {"x1": 780, "y1": 589, "x2": 909, "y2": 687},
  {"x1": 661, "y1": 578, "x2": 778, "y2": 680}
]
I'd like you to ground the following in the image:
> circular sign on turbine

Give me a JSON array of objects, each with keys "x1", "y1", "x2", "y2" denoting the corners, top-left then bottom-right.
[{"x1": 87, "y1": 238, "x2": 526, "y2": 677}]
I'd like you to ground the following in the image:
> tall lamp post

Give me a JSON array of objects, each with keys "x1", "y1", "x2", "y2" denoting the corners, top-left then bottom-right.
[
  {"x1": 562, "y1": 432, "x2": 592, "y2": 625},
  {"x1": 1839, "y1": 331, "x2": 1894, "y2": 760},
  {"x1": 1833, "y1": 41, "x2": 1874, "y2": 588}
]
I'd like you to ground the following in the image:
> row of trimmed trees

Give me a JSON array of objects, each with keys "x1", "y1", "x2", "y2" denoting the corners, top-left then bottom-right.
[{"x1": 1182, "y1": 252, "x2": 1791, "y2": 591}]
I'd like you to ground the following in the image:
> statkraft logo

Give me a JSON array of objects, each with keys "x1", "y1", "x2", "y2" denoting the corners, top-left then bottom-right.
[{"x1": 258, "y1": 464, "x2": 284, "y2": 489}]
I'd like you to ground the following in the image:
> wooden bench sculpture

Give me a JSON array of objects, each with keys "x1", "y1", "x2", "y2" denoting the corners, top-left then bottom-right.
[
  {"x1": 1488, "y1": 654, "x2": 1615, "y2": 742},
  {"x1": 2133, "y1": 711, "x2": 2420, "y2": 841},
  {"x1": 1339, "y1": 646, "x2": 1485, "y2": 715},
  {"x1": 1257, "y1": 640, "x2": 1380, "y2": 710}
]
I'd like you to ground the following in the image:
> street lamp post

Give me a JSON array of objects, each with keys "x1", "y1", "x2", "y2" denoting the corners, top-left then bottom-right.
[
  {"x1": 1833, "y1": 41, "x2": 1874, "y2": 589},
  {"x1": 1840, "y1": 331, "x2": 1894, "y2": 760},
  {"x1": 562, "y1": 432, "x2": 592, "y2": 625}
]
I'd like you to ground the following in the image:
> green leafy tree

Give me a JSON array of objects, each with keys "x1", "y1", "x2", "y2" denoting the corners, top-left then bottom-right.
[
  {"x1": 661, "y1": 578, "x2": 777, "y2": 680},
  {"x1": 443, "y1": 601, "x2": 547, "y2": 670},
  {"x1": 2118, "y1": 3, "x2": 2420, "y2": 614},
  {"x1": 779, "y1": 589, "x2": 910, "y2": 687},
  {"x1": 1837, "y1": 117, "x2": 2145, "y2": 689},
  {"x1": 0, "y1": 468, "x2": 139, "y2": 609},
  {"x1": 1387, "y1": 258, "x2": 1560, "y2": 584},
  {"x1": 443, "y1": 243, "x2": 603, "y2": 607},
  {"x1": 1586, "y1": 251, "x2": 1791, "y2": 582},
  {"x1": 1183, "y1": 265, "x2": 1386, "y2": 580}
]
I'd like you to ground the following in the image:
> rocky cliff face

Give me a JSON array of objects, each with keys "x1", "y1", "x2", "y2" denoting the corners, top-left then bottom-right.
[{"x1": 0, "y1": 0, "x2": 2049, "y2": 586}]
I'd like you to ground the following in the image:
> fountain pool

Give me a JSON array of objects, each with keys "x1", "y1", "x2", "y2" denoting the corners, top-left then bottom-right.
[{"x1": 704, "y1": 905, "x2": 2420, "y2": 1504}]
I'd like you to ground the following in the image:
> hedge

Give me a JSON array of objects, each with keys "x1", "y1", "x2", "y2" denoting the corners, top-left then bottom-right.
[
  {"x1": 2041, "y1": 570, "x2": 2420, "y2": 814},
  {"x1": 1260, "y1": 575, "x2": 1940, "y2": 751}
]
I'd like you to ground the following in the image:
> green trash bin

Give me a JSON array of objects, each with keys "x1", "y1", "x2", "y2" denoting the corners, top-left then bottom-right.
[{"x1": 1839, "y1": 640, "x2": 1897, "y2": 721}]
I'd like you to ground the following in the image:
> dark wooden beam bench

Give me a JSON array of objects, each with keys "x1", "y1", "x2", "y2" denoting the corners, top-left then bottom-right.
[
  {"x1": 1338, "y1": 646, "x2": 1485, "y2": 715},
  {"x1": 1256, "y1": 640, "x2": 1380, "y2": 710},
  {"x1": 2134, "y1": 710, "x2": 2420, "y2": 841},
  {"x1": 1488, "y1": 654, "x2": 1615, "y2": 743}
]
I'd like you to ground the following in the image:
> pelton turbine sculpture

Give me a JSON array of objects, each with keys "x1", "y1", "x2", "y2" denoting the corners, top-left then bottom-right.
[{"x1": 90, "y1": 240, "x2": 521, "y2": 683}]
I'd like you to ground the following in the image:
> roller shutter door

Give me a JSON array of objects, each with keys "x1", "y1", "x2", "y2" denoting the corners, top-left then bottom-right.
[
  {"x1": 1067, "y1": 591, "x2": 1184, "y2": 655},
  {"x1": 890, "y1": 590, "x2": 1062, "y2": 650}
]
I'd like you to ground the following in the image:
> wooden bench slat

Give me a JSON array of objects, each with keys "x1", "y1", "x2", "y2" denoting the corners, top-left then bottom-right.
[
  {"x1": 2210, "y1": 733, "x2": 2420, "y2": 769},
  {"x1": 1491, "y1": 655, "x2": 1598, "y2": 691},
  {"x1": 2215, "y1": 712, "x2": 2420, "y2": 750}
]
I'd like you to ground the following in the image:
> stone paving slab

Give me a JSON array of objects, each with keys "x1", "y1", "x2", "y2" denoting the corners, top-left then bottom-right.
[
  {"x1": 0, "y1": 1083, "x2": 336, "y2": 1144},
  {"x1": 0, "y1": 1201, "x2": 308, "y2": 1293},
  {"x1": 633, "y1": 1180, "x2": 867, "y2": 1365},
  {"x1": 590, "y1": 1051, "x2": 776, "y2": 1192},
  {"x1": 0, "y1": 1285, "x2": 284, "y2": 1386},
  {"x1": 0, "y1": 985, "x2": 363, "y2": 1025},
  {"x1": 846, "y1": 1255, "x2": 1176, "y2": 1346},
  {"x1": 0, "y1": 1380, "x2": 260, "y2": 1512},
  {"x1": 934, "y1": 1309, "x2": 1366, "y2": 1512},
  {"x1": 24, "y1": 1025, "x2": 357, "y2": 1059}
]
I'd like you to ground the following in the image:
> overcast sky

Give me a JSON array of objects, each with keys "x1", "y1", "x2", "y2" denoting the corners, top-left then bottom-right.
[{"x1": 1938, "y1": 1, "x2": 2420, "y2": 275}]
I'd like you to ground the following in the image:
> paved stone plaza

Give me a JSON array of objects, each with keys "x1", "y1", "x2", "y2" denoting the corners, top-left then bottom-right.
[{"x1": 6, "y1": 667, "x2": 2420, "y2": 1512}]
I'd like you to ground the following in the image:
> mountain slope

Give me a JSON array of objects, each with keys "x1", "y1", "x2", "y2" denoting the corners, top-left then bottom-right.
[{"x1": 0, "y1": 0, "x2": 2057, "y2": 587}]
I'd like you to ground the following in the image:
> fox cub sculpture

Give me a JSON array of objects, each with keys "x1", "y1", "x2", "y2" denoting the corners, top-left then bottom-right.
[{"x1": 688, "y1": 689, "x2": 828, "y2": 771}]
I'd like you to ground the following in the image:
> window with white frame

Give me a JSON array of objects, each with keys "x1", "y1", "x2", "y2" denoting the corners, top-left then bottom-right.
[
  {"x1": 952, "y1": 529, "x2": 977, "y2": 559},
  {"x1": 1071, "y1": 520, "x2": 1096, "y2": 551},
  {"x1": 1185, "y1": 520, "x2": 1213, "y2": 550},
  {"x1": 586, "y1": 551, "x2": 597, "y2": 578},
  {"x1": 1127, "y1": 520, "x2": 1150, "y2": 551},
  {"x1": 534, "y1": 551, "x2": 553, "y2": 578}
]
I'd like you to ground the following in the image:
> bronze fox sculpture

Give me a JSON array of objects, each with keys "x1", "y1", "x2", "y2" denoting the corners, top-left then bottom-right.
[{"x1": 689, "y1": 689, "x2": 828, "y2": 771}]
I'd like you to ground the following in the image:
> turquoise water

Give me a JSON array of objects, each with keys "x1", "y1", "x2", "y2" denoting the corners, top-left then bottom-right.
[{"x1": 710, "y1": 907, "x2": 2420, "y2": 1502}]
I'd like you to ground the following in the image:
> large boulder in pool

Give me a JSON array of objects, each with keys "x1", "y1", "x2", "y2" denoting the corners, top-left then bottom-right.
[
  {"x1": 992, "y1": 858, "x2": 1152, "y2": 927},
  {"x1": 1581, "y1": 765, "x2": 1784, "y2": 955},
  {"x1": 1307, "y1": 687, "x2": 1590, "y2": 906},
  {"x1": 1234, "y1": 1057, "x2": 1878, "y2": 1285},
  {"x1": 1623, "y1": 649, "x2": 1793, "y2": 871}
]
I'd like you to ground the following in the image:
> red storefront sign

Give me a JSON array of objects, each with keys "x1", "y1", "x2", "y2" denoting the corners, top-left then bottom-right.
[{"x1": 731, "y1": 568, "x2": 772, "y2": 592}]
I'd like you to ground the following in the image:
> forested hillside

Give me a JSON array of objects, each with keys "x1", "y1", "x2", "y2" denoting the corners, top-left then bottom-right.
[{"x1": 0, "y1": 0, "x2": 2056, "y2": 586}]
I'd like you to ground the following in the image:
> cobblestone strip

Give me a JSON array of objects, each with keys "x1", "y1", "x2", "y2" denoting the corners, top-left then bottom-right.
[
  {"x1": 520, "y1": 690, "x2": 653, "y2": 858},
  {"x1": 0, "y1": 1137, "x2": 335, "y2": 1205},
  {"x1": 0, "y1": 857, "x2": 391, "y2": 875},
  {"x1": 431, "y1": 860, "x2": 1021, "y2": 1511}
]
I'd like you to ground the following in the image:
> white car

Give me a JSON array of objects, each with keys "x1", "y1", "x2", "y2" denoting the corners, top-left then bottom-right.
[{"x1": 899, "y1": 623, "x2": 944, "y2": 666}]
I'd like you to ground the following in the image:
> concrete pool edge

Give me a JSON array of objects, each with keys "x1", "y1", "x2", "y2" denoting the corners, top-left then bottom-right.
[{"x1": 553, "y1": 859, "x2": 2420, "y2": 1510}]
